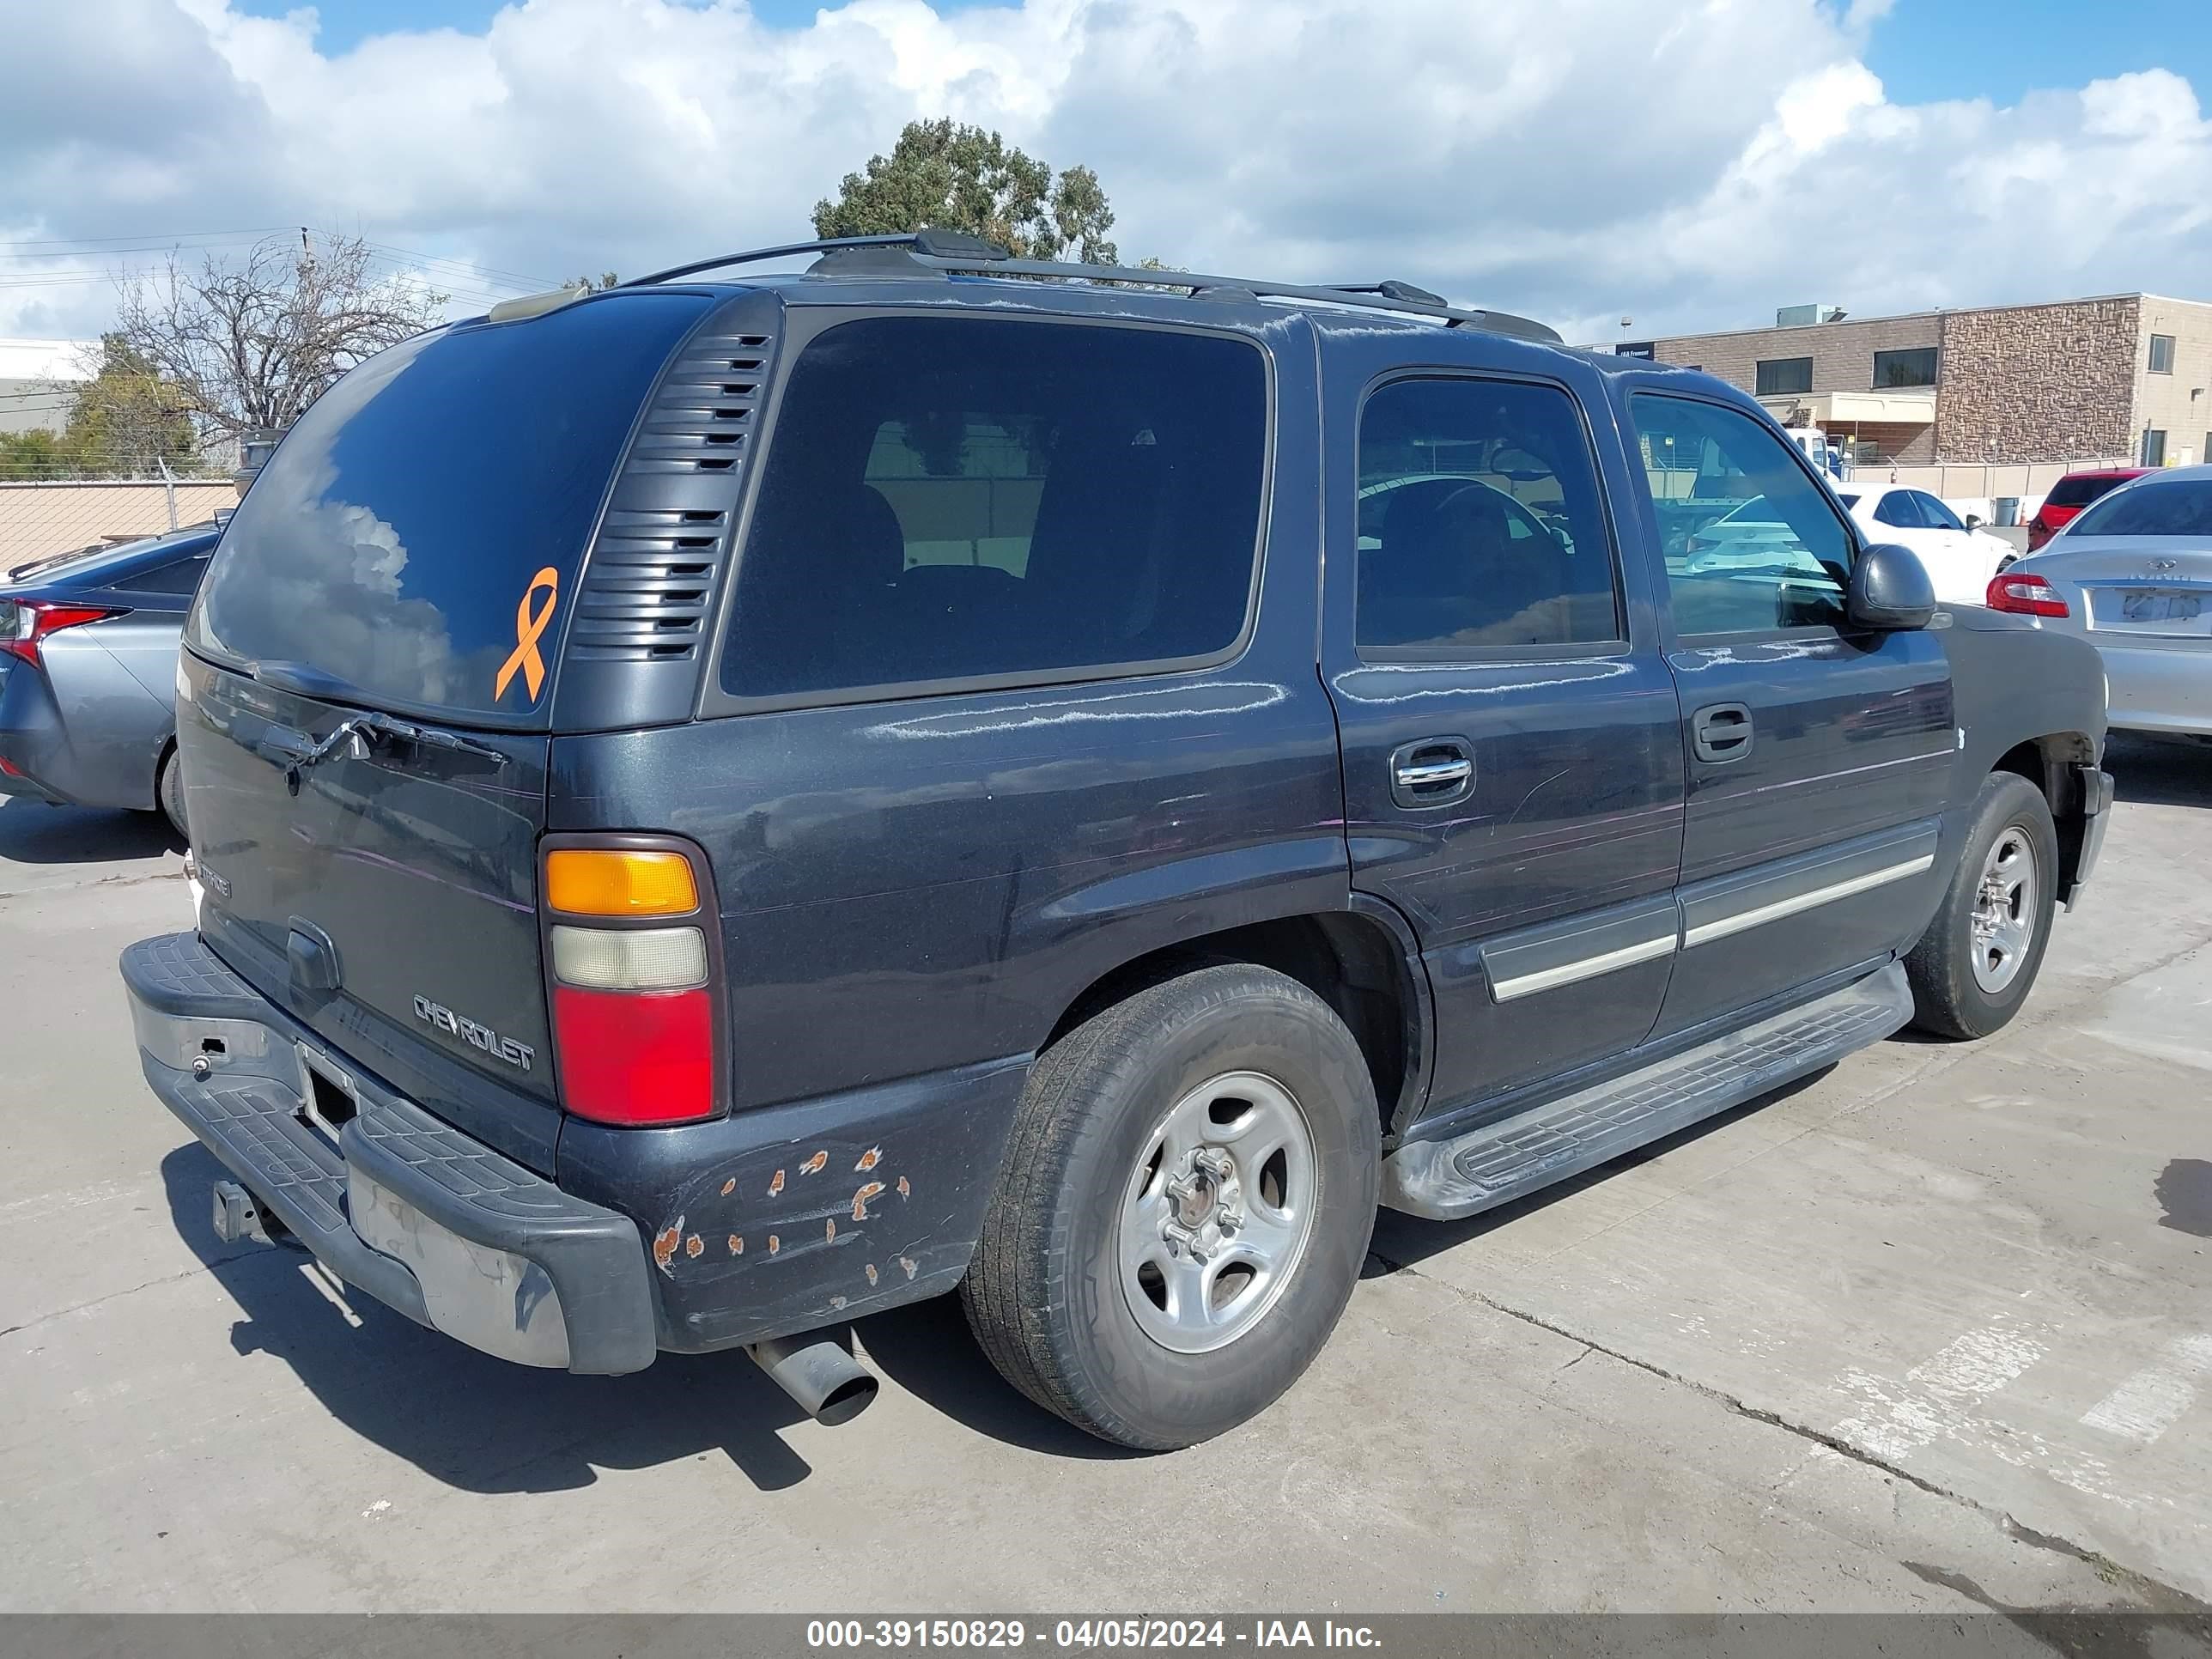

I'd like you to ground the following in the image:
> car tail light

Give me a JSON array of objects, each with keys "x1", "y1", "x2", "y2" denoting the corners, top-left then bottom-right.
[
  {"x1": 1985, "y1": 571, "x2": 2069, "y2": 617},
  {"x1": 543, "y1": 842, "x2": 718, "y2": 1126},
  {"x1": 0, "y1": 600, "x2": 119, "y2": 665}
]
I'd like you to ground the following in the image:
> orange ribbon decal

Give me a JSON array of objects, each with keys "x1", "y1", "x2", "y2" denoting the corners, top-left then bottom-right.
[{"x1": 495, "y1": 567, "x2": 560, "y2": 702}]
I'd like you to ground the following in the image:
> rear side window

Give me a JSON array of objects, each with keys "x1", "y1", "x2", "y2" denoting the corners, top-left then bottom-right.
[
  {"x1": 189, "y1": 291, "x2": 713, "y2": 725},
  {"x1": 1355, "y1": 377, "x2": 1620, "y2": 654},
  {"x1": 130, "y1": 556, "x2": 210, "y2": 596},
  {"x1": 721, "y1": 317, "x2": 1267, "y2": 702},
  {"x1": 2068, "y1": 480, "x2": 2212, "y2": 538},
  {"x1": 2045, "y1": 474, "x2": 2129, "y2": 509}
]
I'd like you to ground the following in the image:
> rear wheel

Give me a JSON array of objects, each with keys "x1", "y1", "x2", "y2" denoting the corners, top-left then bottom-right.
[
  {"x1": 1905, "y1": 773, "x2": 2057, "y2": 1039},
  {"x1": 155, "y1": 745, "x2": 187, "y2": 841},
  {"x1": 962, "y1": 964, "x2": 1379, "y2": 1450}
]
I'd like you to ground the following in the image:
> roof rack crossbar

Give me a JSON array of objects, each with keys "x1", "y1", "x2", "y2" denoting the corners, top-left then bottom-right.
[{"x1": 624, "y1": 232, "x2": 1560, "y2": 344}]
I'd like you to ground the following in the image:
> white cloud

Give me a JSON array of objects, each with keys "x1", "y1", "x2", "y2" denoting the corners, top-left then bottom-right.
[{"x1": 2, "y1": 0, "x2": 2207, "y2": 345}]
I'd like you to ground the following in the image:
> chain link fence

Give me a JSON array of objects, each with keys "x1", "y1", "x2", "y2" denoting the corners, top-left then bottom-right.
[{"x1": 0, "y1": 477, "x2": 238, "y2": 574}]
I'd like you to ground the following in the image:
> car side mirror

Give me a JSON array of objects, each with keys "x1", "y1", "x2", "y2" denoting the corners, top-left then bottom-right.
[
  {"x1": 1847, "y1": 543, "x2": 1936, "y2": 630},
  {"x1": 1964, "y1": 514, "x2": 1983, "y2": 531}
]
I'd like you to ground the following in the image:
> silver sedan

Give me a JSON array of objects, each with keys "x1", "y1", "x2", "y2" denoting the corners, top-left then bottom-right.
[{"x1": 1994, "y1": 466, "x2": 2212, "y2": 738}]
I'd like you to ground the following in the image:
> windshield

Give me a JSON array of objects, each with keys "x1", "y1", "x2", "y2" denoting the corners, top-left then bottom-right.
[
  {"x1": 186, "y1": 289, "x2": 712, "y2": 726},
  {"x1": 2045, "y1": 474, "x2": 2133, "y2": 509},
  {"x1": 2067, "y1": 479, "x2": 2212, "y2": 539}
]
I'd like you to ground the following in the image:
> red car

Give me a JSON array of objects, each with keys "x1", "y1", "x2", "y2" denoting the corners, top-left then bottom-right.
[{"x1": 2026, "y1": 467, "x2": 2149, "y2": 550}]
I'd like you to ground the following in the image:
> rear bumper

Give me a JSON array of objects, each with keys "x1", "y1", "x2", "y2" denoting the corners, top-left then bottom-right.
[
  {"x1": 122, "y1": 930, "x2": 1029, "y2": 1370},
  {"x1": 121, "y1": 932, "x2": 658, "y2": 1374},
  {"x1": 2095, "y1": 642, "x2": 2212, "y2": 736}
]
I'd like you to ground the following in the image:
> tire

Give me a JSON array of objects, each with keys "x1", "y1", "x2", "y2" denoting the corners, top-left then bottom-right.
[
  {"x1": 1996, "y1": 554, "x2": 2017, "y2": 574},
  {"x1": 962, "y1": 963, "x2": 1380, "y2": 1451},
  {"x1": 156, "y1": 744, "x2": 187, "y2": 841},
  {"x1": 1905, "y1": 773, "x2": 2058, "y2": 1040}
]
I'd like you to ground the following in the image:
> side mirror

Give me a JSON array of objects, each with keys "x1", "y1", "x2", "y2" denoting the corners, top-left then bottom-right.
[
  {"x1": 1848, "y1": 543, "x2": 1936, "y2": 630},
  {"x1": 1964, "y1": 514, "x2": 1984, "y2": 531}
]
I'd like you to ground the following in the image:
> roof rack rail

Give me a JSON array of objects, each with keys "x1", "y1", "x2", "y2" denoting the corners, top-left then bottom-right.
[{"x1": 625, "y1": 231, "x2": 1561, "y2": 345}]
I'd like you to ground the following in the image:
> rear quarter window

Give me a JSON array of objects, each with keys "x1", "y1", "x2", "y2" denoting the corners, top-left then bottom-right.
[
  {"x1": 187, "y1": 291, "x2": 713, "y2": 726},
  {"x1": 720, "y1": 315, "x2": 1268, "y2": 702}
]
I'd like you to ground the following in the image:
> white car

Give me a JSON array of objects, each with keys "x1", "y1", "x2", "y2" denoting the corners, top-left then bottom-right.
[{"x1": 1833, "y1": 483, "x2": 2016, "y2": 606}]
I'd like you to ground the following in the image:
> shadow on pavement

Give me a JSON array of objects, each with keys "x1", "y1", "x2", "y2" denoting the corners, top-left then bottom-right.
[
  {"x1": 0, "y1": 797, "x2": 181, "y2": 869},
  {"x1": 2106, "y1": 733, "x2": 2212, "y2": 811},
  {"x1": 160, "y1": 1138, "x2": 1115, "y2": 1486},
  {"x1": 1363, "y1": 1068, "x2": 1827, "y2": 1277}
]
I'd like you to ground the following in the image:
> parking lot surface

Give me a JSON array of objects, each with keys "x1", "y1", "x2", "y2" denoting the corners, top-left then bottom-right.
[{"x1": 2, "y1": 738, "x2": 2207, "y2": 1614}]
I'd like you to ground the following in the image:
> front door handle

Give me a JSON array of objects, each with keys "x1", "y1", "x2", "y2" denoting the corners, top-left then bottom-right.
[
  {"x1": 1390, "y1": 738, "x2": 1474, "y2": 808},
  {"x1": 1692, "y1": 702, "x2": 1754, "y2": 763}
]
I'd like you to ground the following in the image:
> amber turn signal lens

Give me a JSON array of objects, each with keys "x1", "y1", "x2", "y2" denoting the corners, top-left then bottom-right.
[{"x1": 544, "y1": 848, "x2": 699, "y2": 916}]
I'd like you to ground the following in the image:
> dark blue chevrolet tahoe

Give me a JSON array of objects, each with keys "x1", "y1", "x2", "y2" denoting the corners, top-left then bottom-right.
[{"x1": 122, "y1": 232, "x2": 2112, "y2": 1449}]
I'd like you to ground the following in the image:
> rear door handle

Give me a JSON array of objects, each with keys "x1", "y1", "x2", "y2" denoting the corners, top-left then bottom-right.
[
  {"x1": 1390, "y1": 738, "x2": 1474, "y2": 808},
  {"x1": 1692, "y1": 702, "x2": 1754, "y2": 763}
]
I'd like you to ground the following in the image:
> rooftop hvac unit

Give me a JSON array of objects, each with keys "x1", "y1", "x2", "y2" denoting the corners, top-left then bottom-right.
[{"x1": 1778, "y1": 304, "x2": 1849, "y2": 327}]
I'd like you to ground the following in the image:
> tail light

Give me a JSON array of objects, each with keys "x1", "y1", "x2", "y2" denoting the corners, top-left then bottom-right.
[
  {"x1": 1, "y1": 600, "x2": 120, "y2": 665},
  {"x1": 1985, "y1": 571, "x2": 2069, "y2": 618},
  {"x1": 542, "y1": 842, "x2": 720, "y2": 1127}
]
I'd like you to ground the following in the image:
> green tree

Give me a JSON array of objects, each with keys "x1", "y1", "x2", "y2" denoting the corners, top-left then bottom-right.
[
  {"x1": 64, "y1": 335, "x2": 201, "y2": 477},
  {"x1": 0, "y1": 426, "x2": 84, "y2": 483},
  {"x1": 812, "y1": 119, "x2": 1120, "y2": 264}
]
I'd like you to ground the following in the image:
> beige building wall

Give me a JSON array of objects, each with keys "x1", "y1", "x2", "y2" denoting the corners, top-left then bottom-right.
[
  {"x1": 2132, "y1": 295, "x2": 2212, "y2": 467},
  {"x1": 1932, "y1": 296, "x2": 2139, "y2": 465},
  {"x1": 1651, "y1": 313, "x2": 1942, "y2": 399}
]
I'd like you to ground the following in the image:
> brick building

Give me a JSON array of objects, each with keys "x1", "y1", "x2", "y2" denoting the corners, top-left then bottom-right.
[{"x1": 1620, "y1": 293, "x2": 2212, "y2": 473}]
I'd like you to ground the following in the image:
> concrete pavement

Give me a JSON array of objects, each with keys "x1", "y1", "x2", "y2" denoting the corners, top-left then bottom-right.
[{"x1": 1, "y1": 738, "x2": 2208, "y2": 1613}]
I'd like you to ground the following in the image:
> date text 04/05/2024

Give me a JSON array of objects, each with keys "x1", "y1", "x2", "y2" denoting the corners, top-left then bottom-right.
[{"x1": 805, "y1": 1620, "x2": 1383, "y2": 1650}]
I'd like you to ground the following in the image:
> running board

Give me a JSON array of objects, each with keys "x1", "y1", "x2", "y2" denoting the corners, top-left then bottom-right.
[{"x1": 1382, "y1": 963, "x2": 1914, "y2": 1219}]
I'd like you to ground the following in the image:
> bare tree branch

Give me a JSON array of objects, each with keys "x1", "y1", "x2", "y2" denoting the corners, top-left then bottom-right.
[{"x1": 112, "y1": 232, "x2": 447, "y2": 443}]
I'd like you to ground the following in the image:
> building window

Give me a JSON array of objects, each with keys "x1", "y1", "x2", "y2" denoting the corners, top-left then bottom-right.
[
  {"x1": 1871, "y1": 347, "x2": 1938, "y2": 388},
  {"x1": 1755, "y1": 356, "x2": 1814, "y2": 397},
  {"x1": 2148, "y1": 334, "x2": 2176, "y2": 374},
  {"x1": 2142, "y1": 428, "x2": 2168, "y2": 467}
]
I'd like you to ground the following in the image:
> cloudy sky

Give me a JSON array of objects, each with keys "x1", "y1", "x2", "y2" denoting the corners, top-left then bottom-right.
[{"x1": 4, "y1": 0, "x2": 2209, "y2": 347}]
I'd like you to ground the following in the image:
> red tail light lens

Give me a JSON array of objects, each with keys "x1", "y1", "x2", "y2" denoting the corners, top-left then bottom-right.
[
  {"x1": 1985, "y1": 571, "x2": 2069, "y2": 617},
  {"x1": 542, "y1": 839, "x2": 720, "y2": 1127},
  {"x1": 552, "y1": 985, "x2": 714, "y2": 1125},
  {"x1": 0, "y1": 601, "x2": 118, "y2": 665}
]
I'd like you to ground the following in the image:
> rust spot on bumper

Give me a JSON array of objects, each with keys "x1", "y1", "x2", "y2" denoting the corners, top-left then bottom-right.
[
  {"x1": 896, "y1": 1176, "x2": 910, "y2": 1200},
  {"x1": 728, "y1": 1234, "x2": 744, "y2": 1255},
  {"x1": 825, "y1": 1217, "x2": 837, "y2": 1243},
  {"x1": 685, "y1": 1234, "x2": 704, "y2": 1260},
  {"x1": 800, "y1": 1150, "x2": 829, "y2": 1176},
  {"x1": 768, "y1": 1169, "x2": 785, "y2": 1197},
  {"x1": 865, "y1": 1262, "x2": 879, "y2": 1286},
  {"x1": 855, "y1": 1146, "x2": 881, "y2": 1172},
  {"x1": 652, "y1": 1218, "x2": 684, "y2": 1277},
  {"x1": 898, "y1": 1256, "x2": 918, "y2": 1280},
  {"x1": 851, "y1": 1180, "x2": 886, "y2": 1221},
  {"x1": 720, "y1": 1177, "x2": 736, "y2": 1196},
  {"x1": 768, "y1": 1233, "x2": 780, "y2": 1255}
]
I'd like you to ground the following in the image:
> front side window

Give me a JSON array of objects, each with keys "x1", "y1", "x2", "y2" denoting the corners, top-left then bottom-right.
[
  {"x1": 1872, "y1": 347, "x2": 1939, "y2": 387},
  {"x1": 721, "y1": 317, "x2": 1267, "y2": 701},
  {"x1": 1630, "y1": 395, "x2": 1852, "y2": 636},
  {"x1": 1873, "y1": 491, "x2": 1925, "y2": 530},
  {"x1": 1916, "y1": 492, "x2": 1966, "y2": 532},
  {"x1": 1755, "y1": 357, "x2": 1814, "y2": 397},
  {"x1": 2148, "y1": 334, "x2": 2175, "y2": 374},
  {"x1": 1354, "y1": 378, "x2": 1620, "y2": 655}
]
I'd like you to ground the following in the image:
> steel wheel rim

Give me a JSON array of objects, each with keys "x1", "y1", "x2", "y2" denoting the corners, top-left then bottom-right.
[
  {"x1": 1970, "y1": 826, "x2": 2038, "y2": 994},
  {"x1": 1118, "y1": 1069, "x2": 1318, "y2": 1355}
]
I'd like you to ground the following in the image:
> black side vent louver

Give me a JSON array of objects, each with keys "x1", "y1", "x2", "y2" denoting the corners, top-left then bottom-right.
[
  {"x1": 552, "y1": 291, "x2": 783, "y2": 730},
  {"x1": 568, "y1": 322, "x2": 777, "y2": 667}
]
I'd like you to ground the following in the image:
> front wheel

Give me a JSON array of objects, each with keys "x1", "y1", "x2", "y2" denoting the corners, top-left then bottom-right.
[
  {"x1": 1905, "y1": 773, "x2": 2058, "y2": 1039},
  {"x1": 962, "y1": 963, "x2": 1380, "y2": 1450}
]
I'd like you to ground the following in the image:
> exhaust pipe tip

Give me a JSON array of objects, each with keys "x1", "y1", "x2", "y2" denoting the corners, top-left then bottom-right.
[{"x1": 746, "y1": 1331, "x2": 879, "y2": 1426}]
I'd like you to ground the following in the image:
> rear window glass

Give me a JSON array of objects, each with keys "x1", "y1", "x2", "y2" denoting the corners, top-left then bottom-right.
[
  {"x1": 2045, "y1": 474, "x2": 2131, "y2": 508},
  {"x1": 188, "y1": 291, "x2": 711, "y2": 725},
  {"x1": 2067, "y1": 480, "x2": 2212, "y2": 538},
  {"x1": 721, "y1": 316, "x2": 1267, "y2": 702}
]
